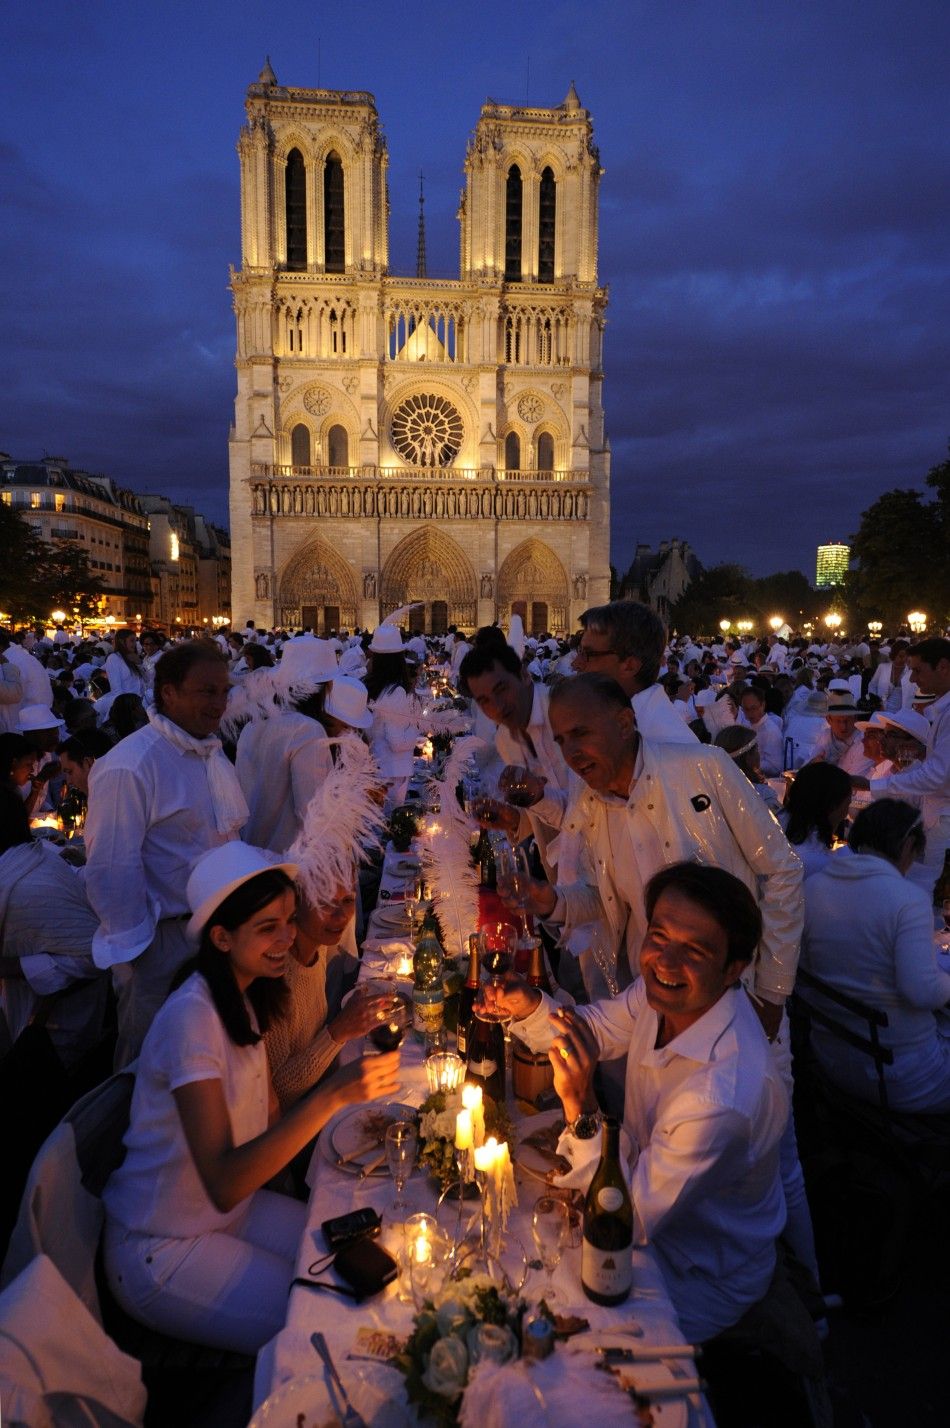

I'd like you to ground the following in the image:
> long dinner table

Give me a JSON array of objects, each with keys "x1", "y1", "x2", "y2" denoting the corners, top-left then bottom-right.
[{"x1": 251, "y1": 834, "x2": 714, "y2": 1427}]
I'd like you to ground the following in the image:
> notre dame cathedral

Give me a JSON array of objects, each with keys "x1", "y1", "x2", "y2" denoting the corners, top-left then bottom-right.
[{"x1": 228, "y1": 61, "x2": 611, "y2": 636}]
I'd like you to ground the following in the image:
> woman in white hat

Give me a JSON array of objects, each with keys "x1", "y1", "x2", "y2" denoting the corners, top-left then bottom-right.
[
  {"x1": 101, "y1": 842, "x2": 400, "y2": 1355},
  {"x1": 366, "y1": 617, "x2": 423, "y2": 809}
]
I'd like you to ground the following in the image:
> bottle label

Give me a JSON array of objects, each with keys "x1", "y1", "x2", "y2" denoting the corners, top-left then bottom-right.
[
  {"x1": 467, "y1": 1058, "x2": 498, "y2": 1079},
  {"x1": 597, "y1": 1187, "x2": 624, "y2": 1213},
  {"x1": 456, "y1": 1027, "x2": 468, "y2": 1057},
  {"x1": 582, "y1": 1237, "x2": 633, "y2": 1298}
]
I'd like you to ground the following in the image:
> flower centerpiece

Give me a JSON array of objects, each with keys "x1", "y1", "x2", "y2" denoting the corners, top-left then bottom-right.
[
  {"x1": 417, "y1": 1089, "x2": 512, "y2": 1191},
  {"x1": 395, "y1": 1274, "x2": 525, "y2": 1426}
]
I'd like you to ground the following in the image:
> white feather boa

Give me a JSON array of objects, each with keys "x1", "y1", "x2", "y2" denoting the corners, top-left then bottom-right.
[
  {"x1": 289, "y1": 733, "x2": 387, "y2": 907},
  {"x1": 418, "y1": 735, "x2": 485, "y2": 957}
]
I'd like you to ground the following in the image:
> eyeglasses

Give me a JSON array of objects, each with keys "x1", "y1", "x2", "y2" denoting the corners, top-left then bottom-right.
[{"x1": 577, "y1": 645, "x2": 616, "y2": 661}]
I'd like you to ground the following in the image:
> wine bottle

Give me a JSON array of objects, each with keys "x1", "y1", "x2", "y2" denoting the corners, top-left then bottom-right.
[
  {"x1": 465, "y1": 1007, "x2": 505, "y2": 1103},
  {"x1": 511, "y1": 937, "x2": 555, "y2": 1106},
  {"x1": 478, "y1": 831, "x2": 498, "y2": 890},
  {"x1": 412, "y1": 920, "x2": 445, "y2": 1041},
  {"x1": 456, "y1": 933, "x2": 481, "y2": 1059},
  {"x1": 581, "y1": 1115, "x2": 633, "y2": 1306},
  {"x1": 524, "y1": 937, "x2": 550, "y2": 992}
]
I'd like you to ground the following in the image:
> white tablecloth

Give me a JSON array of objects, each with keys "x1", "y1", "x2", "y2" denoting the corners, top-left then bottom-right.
[{"x1": 253, "y1": 844, "x2": 713, "y2": 1425}]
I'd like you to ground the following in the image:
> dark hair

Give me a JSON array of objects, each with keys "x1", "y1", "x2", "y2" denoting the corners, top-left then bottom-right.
[
  {"x1": 644, "y1": 861, "x2": 762, "y2": 966},
  {"x1": 548, "y1": 670, "x2": 633, "y2": 717},
  {"x1": 108, "y1": 693, "x2": 148, "y2": 740},
  {"x1": 113, "y1": 629, "x2": 139, "y2": 668},
  {"x1": 243, "y1": 642, "x2": 275, "y2": 671},
  {"x1": 179, "y1": 868, "x2": 294, "y2": 1046},
  {"x1": 579, "y1": 601, "x2": 666, "y2": 688},
  {"x1": 889, "y1": 639, "x2": 910, "y2": 657},
  {"x1": 365, "y1": 650, "x2": 411, "y2": 700},
  {"x1": 784, "y1": 763, "x2": 853, "y2": 848},
  {"x1": 458, "y1": 640, "x2": 522, "y2": 695},
  {"x1": 153, "y1": 640, "x2": 229, "y2": 713},
  {"x1": 228, "y1": 631, "x2": 245, "y2": 649},
  {"x1": 0, "y1": 732, "x2": 33, "y2": 783},
  {"x1": 910, "y1": 638, "x2": 950, "y2": 670},
  {"x1": 848, "y1": 798, "x2": 926, "y2": 865},
  {"x1": 57, "y1": 728, "x2": 114, "y2": 764},
  {"x1": 714, "y1": 724, "x2": 765, "y2": 784},
  {"x1": 140, "y1": 630, "x2": 163, "y2": 650},
  {"x1": 61, "y1": 695, "x2": 98, "y2": 734},
  {"x1": 0, "y1": 784, "x2": 32, "y2": 853}
]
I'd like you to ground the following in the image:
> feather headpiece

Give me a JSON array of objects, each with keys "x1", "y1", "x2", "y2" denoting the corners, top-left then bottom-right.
[{"x1": 289, "y1": 733, "x2": 387, "y2": 908}]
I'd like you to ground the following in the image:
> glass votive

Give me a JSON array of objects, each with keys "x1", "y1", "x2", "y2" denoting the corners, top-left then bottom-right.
[
  {"x1": 403, "y1": 1212, "x2": 450, "y2": 1308},
  {"x1": 425, "y1": 1051, "x2": 465, "y2": 1095}
]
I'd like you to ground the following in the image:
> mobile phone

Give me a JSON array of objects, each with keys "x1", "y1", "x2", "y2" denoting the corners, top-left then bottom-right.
[{"x1": 321, "y1": 1206, "x2": 382, "y2": 1251}]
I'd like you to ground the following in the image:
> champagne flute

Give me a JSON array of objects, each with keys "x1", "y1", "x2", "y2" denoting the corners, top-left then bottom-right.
[
  {"x1": 385, "y1": 1120, "x2": 418, "y2": 1212},
  {"x1": 405, "y1": 876, "x2": 424, "y2": 939},
  {"x1": 590, "y1": 942, "x2": 621, "y2": 999},
  {"x1": 531, "y1": 1195, "x2": 571, "y2": 1305},
  {"x1": 495, "y1": 842, "x2": 532, "y2": 948}
]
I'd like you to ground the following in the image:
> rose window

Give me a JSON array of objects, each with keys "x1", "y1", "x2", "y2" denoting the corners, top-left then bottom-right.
[{"x1": 391, "y1": 393, "x2": 463, "y2": 467}]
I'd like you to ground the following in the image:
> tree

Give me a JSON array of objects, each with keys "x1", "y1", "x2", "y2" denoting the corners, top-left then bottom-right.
[
  {"x1": 0, "y1": 505, "x2": 107, "y2": 625},
  {"x1": 846, "y1": 486, "x2": 947, "y2": 627},
  {"x1": 670, "y1": 563, "x2": 753, "y2": 636}
]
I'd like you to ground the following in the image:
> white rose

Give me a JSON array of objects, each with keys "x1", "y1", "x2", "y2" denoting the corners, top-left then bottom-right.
[
  {"x1": 465, "y1": 1322, "x2": 518, "y2": 1366},
  {"x1": 435, "y1": 1296, "x2": 472, "y2": 1336},
  {"x1": 422, "y1": 1336, "x2": 469, "y2": 1399}
]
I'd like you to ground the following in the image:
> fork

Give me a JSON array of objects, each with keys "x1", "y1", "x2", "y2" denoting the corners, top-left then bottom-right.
[{"x1": 311, "y1": 1332, "x2": 367, "y2": 1428}]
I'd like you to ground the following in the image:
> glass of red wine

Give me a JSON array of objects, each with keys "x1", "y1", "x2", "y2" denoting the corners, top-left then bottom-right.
[{"x1": 475, "y1": 921, "x2": 517, "y2": 1025}]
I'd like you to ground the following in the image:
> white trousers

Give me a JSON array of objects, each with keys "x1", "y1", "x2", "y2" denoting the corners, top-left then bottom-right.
[{"x1": 103, "y1": 1188, "x2": 307, "y2": 1355}]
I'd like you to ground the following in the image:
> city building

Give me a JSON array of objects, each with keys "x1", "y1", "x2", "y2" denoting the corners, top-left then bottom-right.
[
  {"x1": 0, "y1": 455, "x2": 153, "y2": 622},
  {"x1": 138, "y1": 497, "x2": 232, "y2": 631},
  {"x1": 815, "y1": 542, "x2": 850, "y2": 588},
  {"x1": 618, "y1": 538, "x2": 702, "y2": 622},
  {"x1": 228, "y1": 65, "x2": 610, "y2": 635}
]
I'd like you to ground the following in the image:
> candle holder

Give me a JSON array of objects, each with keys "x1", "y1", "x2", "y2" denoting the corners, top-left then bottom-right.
[
  {"x1": 425, "y1": 1051, "x2": 465, "y2": 1096},
  {"x1": 403, "y1": 1212, "x2": 450, "y2": 1308}
]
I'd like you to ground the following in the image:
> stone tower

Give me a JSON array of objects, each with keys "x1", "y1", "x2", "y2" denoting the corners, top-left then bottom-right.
[{"x1": 229, "y1": 64, "x2": 610, "y2": 635}]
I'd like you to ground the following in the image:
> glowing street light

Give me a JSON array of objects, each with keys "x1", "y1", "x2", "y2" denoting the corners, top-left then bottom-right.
[
  {"x1": 824, "y1": 612, "x2": 842, "y2": 631},
  {"x1": 719, "y1": 619, "x2": 731, "y2": 633},
  {"x1": 867, "y1": 620, "x2": 883, "y2": 635},
  {"x1": 50, "y1": 609, "x2": 67, "y2": 624},
  {"x1": 908, "y1": 611, "x2": 927, "y2": 635},
  {"x1": 736, "y1": 619, "x2": 754, "y2": 634},
  {"x1": 768, "y1": 615, "x2": 783, "y2": 632}
]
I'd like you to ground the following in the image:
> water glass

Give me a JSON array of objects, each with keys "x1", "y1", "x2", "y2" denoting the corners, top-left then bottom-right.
[
  {"x1": 385, "y1": 1120, "x2": 418, "y2": 1211},
  {"x1": 531, "y1": 1195, "x2": 571, "y2": 1304}
]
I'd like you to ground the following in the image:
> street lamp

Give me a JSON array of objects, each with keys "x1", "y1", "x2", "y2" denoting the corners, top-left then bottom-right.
[
  {"x1": 908, "y1": 611, "x2": 927, "y2": 635},
  {"x1": 768, "y1": 616, "x2": 783, "y2": 632},
  {"x1": 719, "y1": 619, "x2": 731, "y2": 633},
  {"x1": 867, "y1": 621, "x2": 883, "y2": 635},
  {"x1": 736, "y1": 619, "x2": 754, "y2": 635},
  {"x1": 51, "y1": 609, "x2": 66, "y2": 624},
  {"x1": 824, "y1": 613, "x2": 842, "y2": 632}
]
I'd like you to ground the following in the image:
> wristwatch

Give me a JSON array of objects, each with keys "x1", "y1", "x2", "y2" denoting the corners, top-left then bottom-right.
[{"x1": 568, "y1": 1111, "x2": 601, "y2": 1140}]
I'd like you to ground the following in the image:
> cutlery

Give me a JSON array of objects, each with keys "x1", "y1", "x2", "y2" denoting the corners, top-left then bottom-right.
[
  {"x1": 336, "y1": 1136, "x2": 384, "y2": 1167},
  {"x1": 311, "y1": 1332, "x2": 367, "y2": 1428},
  {"x1": 596, "y1": 1342, "x2": 699, "y2": 1362},
  {"x1": 597, "y1": 1363, "x2": 704, "y2": 1398}
]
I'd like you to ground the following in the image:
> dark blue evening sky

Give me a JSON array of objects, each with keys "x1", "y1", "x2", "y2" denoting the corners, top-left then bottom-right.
[{"x1": 1, "y1": 0, "x2": 947, "y2": 577}]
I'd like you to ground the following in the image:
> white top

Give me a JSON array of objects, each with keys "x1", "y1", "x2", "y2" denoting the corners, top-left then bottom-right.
[
  {"x1": 801, "y1": 854, "x2": 950, "y2": 1111},
  {"x1": 104, "y1": 653, "x2": 146, "y2": 700},
  {"x1": 631, "y1": 683, "x2": 698, "y2": 745},
  {"x1": 872, "y1": 688, "x2": 950, "y2": 829},
  {"x1": 4, "y1": 643, "x2": 53, "y2": 709},
  {"x1": 236, "y1": 710, "x2": 332, "y2": 854},
  {"x1": 517, "y1": 981, "x2": 787, "y2": 1341},
  {"x1": 103, "y1": 973, "x2": 269, "y2": 1237},
  {"x1": 85, "y1": 722, "x2": 238, "y2": 967},
  {"x1": 738, "y1": 709, "x2": 784, "y2": 775},
  {"x1": 0, "y1": 657, "x2": 22, "y2": 733},
  {"x1": 868, "y1": 664, "x2": 916, "y2": 711},
  {"x1": 368, "y1": 685, "x2": 422, "y2": 780}
]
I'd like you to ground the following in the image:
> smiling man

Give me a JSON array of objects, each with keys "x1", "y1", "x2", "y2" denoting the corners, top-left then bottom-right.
[
  {"x1": 488, "y1": 861, "x2": 788, "y2": 1343},
  {"x1": 85, "y1": 641, "x2": 248, "y2": 1065}
]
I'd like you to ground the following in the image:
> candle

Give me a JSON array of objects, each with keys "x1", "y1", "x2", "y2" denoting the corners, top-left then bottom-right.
[
  {"x1": 462, "y1": 1083, "x2": 485, "y2": 1146},
  {"x1": 454, "y1": 1108, "x2": 473, "y2": 1151},
  {"x1": 414, "y1": 1229, "x2": 431, "y2": 1265},
  {"x1": 473, "y1": 1143, "x2": 495, "y2": 1174}
]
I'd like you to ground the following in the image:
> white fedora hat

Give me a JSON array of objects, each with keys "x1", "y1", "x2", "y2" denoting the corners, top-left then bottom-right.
[
  {"x1": 323, "y1": 675, "x2": 373, "y2": 731},
  {"x1": 186, "y1": 843, "x2": 298, "y2": 941},
  {"x1": 278, "y1": 635, "x2": 338, "y2": 683},
  {"x1": 18, "y1": 704, "x2": 65, "y2": 733},
  {"x1": 876, "y1": 709, "x2": 930, "y2": 745},
  {"x1": 368, "y1": 623, "x2": 405, "y2": 655}
]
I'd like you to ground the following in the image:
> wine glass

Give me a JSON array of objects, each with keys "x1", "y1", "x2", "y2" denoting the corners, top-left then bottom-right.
[
  {"x1": 590, "y1": 942, "x2": 621, "y2": 998},
  {"x1": 495, "y1": 842, "x2": 533, "y2": 947},
  {"x1": 368, "y1": 997, "x2": 410, "y2": 1052},
  {"x1": 531, "y1": 1195, "x2": 571, "y2": 1304},
  {"x1": 405, "y1": 876, "x2": 424, "y2": 938},
  {"x1": 502, "y1": 764, "x2": 534, "y2": 808},
  {"x1": 385, "y1": 1120, "x2": 418, "y2": 1211},
  {"x1": 476, "y1": 922, "x2": 517, "y2": 1023}
]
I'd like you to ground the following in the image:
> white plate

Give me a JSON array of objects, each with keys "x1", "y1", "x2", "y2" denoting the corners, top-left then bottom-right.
[
  {"x1": 514, "y1": 1108, "x2": 568, "y2": 1187},
  {"x1": 319, "y1": 1102, "x2": 417, "y2": 1177},
  {"x1": 248, "y1": 1365, "x2": 412, "y2": 1428},
  {"x1": 607, "y1": 1360, "x2": 691, "y2": 1428}
]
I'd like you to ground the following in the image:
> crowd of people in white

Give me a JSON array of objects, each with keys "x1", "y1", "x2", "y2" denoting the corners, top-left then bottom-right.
[{"x1": 1, "y1": 600, "x2": 949, "y2": 1390}]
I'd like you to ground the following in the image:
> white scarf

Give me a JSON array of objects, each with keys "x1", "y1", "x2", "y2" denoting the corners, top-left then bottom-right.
[{"x1": 149, "y1": 710, "x2": 249, "y2": 836}]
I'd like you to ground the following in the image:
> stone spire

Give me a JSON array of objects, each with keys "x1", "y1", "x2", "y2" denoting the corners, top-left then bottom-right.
[
  {"x1": 415, "y1": 171, "x2": 427, "y2": 279},
  {"x1": 562, "y1": 80, "x2": 581, "y2": 111},
  {"x1": 258, "y1": 56, "x2": 277, "y2": 86}
]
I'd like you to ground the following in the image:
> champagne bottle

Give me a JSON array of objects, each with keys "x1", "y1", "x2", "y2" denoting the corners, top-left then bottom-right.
[
  {"x1": 465, "y1": 1007, "x2": 505, "y2": 1103},
  {"x1": 412, "y1": 920, "x2": 445, "y2": 1041},
  {"x1": 581, "y1": 1116, "x2": 633, "y2": 1306},
  {"x1": 478, "y1": 831, "x2": 498, "y2": 891},
  {"x1": 525, "y1": 938, "x2": 550, "y2": 992},
  {"x1": 456, "y1": 933, "x2": 481, "y2": 1059},
  {"x1": 511, "y1": 937, "x2": 555, "y2": 1106}
]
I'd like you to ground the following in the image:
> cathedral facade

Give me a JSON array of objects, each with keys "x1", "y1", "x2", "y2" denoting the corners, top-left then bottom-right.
[{"x1": 228, "y1": 63, "x2": 610, "y2": 636}]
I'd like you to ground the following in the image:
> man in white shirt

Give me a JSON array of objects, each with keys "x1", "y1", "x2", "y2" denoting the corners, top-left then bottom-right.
[
  {"x1": 85, "y1": 641, "x2": 247, "y2": 1065},
  {"x1": 488, "y1": 861, "x2": 787, "y2": 1342},
  {"x1": 3, "y1": 632, "x2": 53, "y2": 710},
  {"x1": 809, "y1": 702, "x2": 875, "y2": 777},
  {"x1": 574, "y1": 600, "x2": 698, "y2": 745}
]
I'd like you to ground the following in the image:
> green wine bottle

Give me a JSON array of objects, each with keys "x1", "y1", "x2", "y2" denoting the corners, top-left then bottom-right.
[
  {"x1": 412, "y1": 919, "x2": 445, "y2": 1042},
  {"x1": 581, "y1": 1115, "x2": 633, "y2": 1306}
]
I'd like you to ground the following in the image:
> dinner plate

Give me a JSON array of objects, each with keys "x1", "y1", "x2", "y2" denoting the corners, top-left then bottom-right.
[
  {"x1": 514, "y1": 1108, "x2": 569, "y2": 1187},
  {"x1": 320, "y1": 1102, "x2": 417, "y2": 1177},
  {"x1": 248, "y1": 1365, "x2": 412, "y2": 1428}
]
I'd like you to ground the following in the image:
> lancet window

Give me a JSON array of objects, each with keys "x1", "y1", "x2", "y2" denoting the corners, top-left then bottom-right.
[
  {"x1": 285, "y1": 149, "x2": 307, "y2": 271},
  {"x1": 324, "y1": 153, "x2": 345, "y2": 273},
  {"x1": 538, "y1": 167, "x2": 556, "y2": 283},
  {"x1": 291, "y1": 424, "x2": 311, "y2": 467},
  {"x1": 504, "y1": 431, "x2": 521, "y2": 471},
  {"x1": 505, "y1": 165, "x2": 523, "y2": 282}
]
